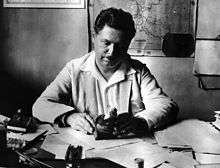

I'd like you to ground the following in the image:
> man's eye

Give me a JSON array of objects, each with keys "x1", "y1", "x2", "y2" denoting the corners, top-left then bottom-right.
[{"x1": 102, "y1": 41, "x2": 110, "y2": 46}]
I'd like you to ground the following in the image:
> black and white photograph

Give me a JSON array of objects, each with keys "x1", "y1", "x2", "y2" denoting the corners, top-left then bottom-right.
[{"x1": 0, "y1": 0, "x2": 220, "y2": 167}]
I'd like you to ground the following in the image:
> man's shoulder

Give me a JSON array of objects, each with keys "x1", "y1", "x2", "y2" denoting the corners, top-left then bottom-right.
[
  {"x1": 66, "y1": 51, "x2": 94, "y2": 69},
  {"x1": 129, "y1": 58, "x2": 150, "y2": 73}
]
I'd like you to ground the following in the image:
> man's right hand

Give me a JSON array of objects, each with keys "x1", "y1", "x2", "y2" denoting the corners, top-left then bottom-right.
[{"x1": 66, "y1": 113, "x2": 95, "y2": 134}]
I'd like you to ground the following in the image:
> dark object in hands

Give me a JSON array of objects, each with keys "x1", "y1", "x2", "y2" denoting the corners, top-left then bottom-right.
[
  {"x1": 7, "y1": 109, "x2": 38, "y2": 133},
  {"x1": 94, "y1": 111, "x2": 148, "y2": 140},
  {"x1": 94, "y1": 109, "x2": 117, "y2": 140},
  {"x1": 115, "y1": 116, "x2": 148, "y2": 138}
]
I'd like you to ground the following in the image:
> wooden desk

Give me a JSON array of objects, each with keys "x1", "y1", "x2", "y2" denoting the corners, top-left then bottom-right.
[{"x1": 40, "y1": 124, "x2": 198, "y2": 168}]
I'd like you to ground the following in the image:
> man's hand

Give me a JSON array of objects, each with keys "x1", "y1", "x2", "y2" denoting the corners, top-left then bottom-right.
[
  {"x1": 66, "y1": 113, "x2": 95, "y2": 134},
  {"x1": 114, "y1": 116, "x2": 149, "y2": 138}
]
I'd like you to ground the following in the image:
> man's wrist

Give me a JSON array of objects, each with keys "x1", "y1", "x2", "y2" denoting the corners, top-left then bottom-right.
[{"x1": 54, "y1": 110, "x2": 75, "y2": 127}]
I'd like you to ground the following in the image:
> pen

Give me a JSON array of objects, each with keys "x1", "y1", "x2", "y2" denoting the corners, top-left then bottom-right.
[{"x1": 20, "y1": 130, "x2": 48, "y2": 152}]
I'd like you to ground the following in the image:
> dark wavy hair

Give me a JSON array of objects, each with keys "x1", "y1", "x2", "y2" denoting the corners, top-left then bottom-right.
[{"x1": 94, "y1": 7, "x2": 136, "y2": 41}]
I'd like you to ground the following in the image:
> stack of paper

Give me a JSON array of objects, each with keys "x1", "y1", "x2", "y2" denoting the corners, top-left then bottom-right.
[
  {"x1": 86, "y1": 142, "x2": 198, "y2": 168},
  {"x1": 41, "y1": 127, "x2": 155, "y2": 160},
  {"x1": 155, "y1": 119, "x2": 220, "y2": 154}
]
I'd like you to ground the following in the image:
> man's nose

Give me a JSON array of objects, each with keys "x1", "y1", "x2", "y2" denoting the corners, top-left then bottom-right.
[{"x1": 106, "y1": 43, "x2": 115, "y2": 56}]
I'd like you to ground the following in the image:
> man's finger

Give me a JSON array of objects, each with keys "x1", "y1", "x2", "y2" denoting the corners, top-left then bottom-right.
[
  {"x1": 72, "y1": 125, "x2": 88, "y2": 134},
  {"x1": 69, "y1": 116, "x2": 93, "y2": 134},
  {"x1": 79, "y1": 117, "x2": 94, "y2": 134},
  {"x1": 84, "y1": 114, "x2": 95, "y2": 128}
]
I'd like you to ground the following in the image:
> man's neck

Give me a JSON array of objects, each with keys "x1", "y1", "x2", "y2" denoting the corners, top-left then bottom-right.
[{"x1": 96, "y1": 64, "x2": 120, "y2": 81}]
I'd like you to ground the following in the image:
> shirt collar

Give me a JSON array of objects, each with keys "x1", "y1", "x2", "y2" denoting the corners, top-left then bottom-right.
[{"x1": 80, "y1": 51, "x2": 136, "y2": 84}]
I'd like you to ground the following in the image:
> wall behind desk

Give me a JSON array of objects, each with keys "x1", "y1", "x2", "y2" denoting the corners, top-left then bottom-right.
[
  {"x1": 0, "y1": 5, "x2": 88, "y2": 116},
  {"x1": 133, "y1": 56, "x2": 220, "y2": 121}
]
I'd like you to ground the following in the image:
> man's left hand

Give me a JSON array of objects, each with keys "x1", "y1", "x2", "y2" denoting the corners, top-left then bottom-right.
[{"x1": 114, "y1": 117, "x2": 149, "y2": 138}]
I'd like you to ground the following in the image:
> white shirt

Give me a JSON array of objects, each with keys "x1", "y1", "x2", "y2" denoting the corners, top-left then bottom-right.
[{"x1": 33, "y1": 51, "x2": 178, "y2": 131}]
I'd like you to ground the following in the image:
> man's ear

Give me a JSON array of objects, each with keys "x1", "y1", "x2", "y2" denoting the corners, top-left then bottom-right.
[
  {"x1": 92, "y1": 32, "x2": 96, "y2": 44},
  {"x1": 92, "y1": 35, "x2": 95, "y2": 44}
]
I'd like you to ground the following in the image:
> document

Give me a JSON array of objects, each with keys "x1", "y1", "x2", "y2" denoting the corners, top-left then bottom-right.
[
  {"x1": 41, "y1": 127, "x2": 156, "y2": 160},
  {"x1": 7, "y1": 124, "x2": 57, "y2": 141},
  {"x1": 195, "y1": 153, "x2": 220, "y2": 164},
  {"x1": 56, "y1": 127, "x2": 154, "y2": 150},
  {"x1": 86, "y1": 142, "x2": 198, "y2": 168},
  {"x1": 155, "y1": 119, "x2": 220, "y2": 154},
  {"x1": 41, "y1": 134, "x2": 69, "y2": 159},
  {"x1": 86, "y1": 141, "x2": 167, "y2": 168}
]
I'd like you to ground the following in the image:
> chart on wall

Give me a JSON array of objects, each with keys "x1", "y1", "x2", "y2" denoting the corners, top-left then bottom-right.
[{"x1": 91, "y1": 0, "x2": 194, "y2": 56}]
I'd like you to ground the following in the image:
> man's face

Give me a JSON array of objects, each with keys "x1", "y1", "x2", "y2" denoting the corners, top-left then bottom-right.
[{"x1": 94, "y1": 25, "x2": 130, "y2": 73}]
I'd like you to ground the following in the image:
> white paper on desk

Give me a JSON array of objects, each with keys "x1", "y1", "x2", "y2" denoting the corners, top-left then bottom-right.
[
  {"x1": 41, "y1": 134, "x2": 69, "y2": 159},
  {"x1": 165, "y1": 151, "x2": 199, "y2": 168},
  {"x1": 41, "y1": 128, "x2": 155, "y2": 160},
  {"x1": 86, "y1": 141, "x2": 168, "y2": 168},
  {"x1": 195, "y1": 153, "x2": 220, "y2": 164},
  {"x1": 86, "y1": 142, "x2": 198, "y2": 168},
  {"x1": 7, "y1": 124, "x2": 57, "y2": 141},
  {"x1": 57, "y1": 128, "x2": 146, "y2": 150},
  {"x1": 159, "y1": 163, "x2": 177, "y2": 168},
  {"x1": 155, "y1": 119, "x2": 220, "y2": 154}
]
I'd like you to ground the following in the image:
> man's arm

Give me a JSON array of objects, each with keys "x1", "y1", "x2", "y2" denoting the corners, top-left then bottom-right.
[
  {"x1": 135, "y1": 65, "x2": 179, "y2": 131},
  {"x1": 32, "y1": 64, "x2": 74, "y2": 123},
  {"x1": 32, "y1": 62, "x2": 95, "y2": 133},
  {"x1": 110, "y1": 63, "x2": 178, "y2": 138}
]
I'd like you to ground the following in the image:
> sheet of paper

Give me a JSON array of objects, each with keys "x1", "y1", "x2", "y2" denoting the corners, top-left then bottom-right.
[
  {"x1": 165, "y1": 151, "x2": 199, "y2": 168},
  {"x1": 194, "y1": 164, "x2": 220, "y2": 168},
  {"x1": 155, "y1": 119, "x2": 220, "y2": 154},
  {"x1": 41, "y1": 127, "x2": 155, "y2": 160},
  {"x1": 86, "y1": 141, "x2": 168, "y2": 168},
  {"x1": 159, "y1": 163, "x2": 177, "y2": 168},
  {"x1": 41, "y1": 134, "x2": 69, "y2": 159},
  {"x1": 56, "y1": 127, "x2": 154, "y2": 150},
  {"x1": 7, "y1": 124, "x2": 57, "y2": 141},
  {"x1": 87, "y1": 142, "x2": 198, "y2": 168},
  {"x1": 195, "y1": 153, "x2": 220, "y2": 164}
]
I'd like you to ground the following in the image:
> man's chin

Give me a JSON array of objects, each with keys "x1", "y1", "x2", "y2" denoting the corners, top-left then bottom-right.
[{"x1": 102, "y1": 62, "x2": 120, "y2": 70}]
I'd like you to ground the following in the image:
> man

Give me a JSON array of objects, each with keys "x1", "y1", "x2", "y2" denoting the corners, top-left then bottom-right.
[{"x1": 33, "y1": 8, "x2": 178, "y2": 138}]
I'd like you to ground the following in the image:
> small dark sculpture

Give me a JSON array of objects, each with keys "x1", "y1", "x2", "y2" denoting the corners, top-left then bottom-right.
[{"x1": 94, "y1": 109, "x2": 134, "y2": 140}]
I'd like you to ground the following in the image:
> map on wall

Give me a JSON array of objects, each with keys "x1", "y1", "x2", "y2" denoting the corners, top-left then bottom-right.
[{"x1": 91, "y1": 0, "x2": 193, "y2": 56}]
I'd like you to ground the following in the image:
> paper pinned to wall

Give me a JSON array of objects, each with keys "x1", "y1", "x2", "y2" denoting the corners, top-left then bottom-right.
[{"x1": 193, "y1": 41, "x2": 220, "y2": 75}]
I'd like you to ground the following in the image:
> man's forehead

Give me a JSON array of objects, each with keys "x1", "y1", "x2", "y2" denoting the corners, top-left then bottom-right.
[{"x1": 97, "y1": 25, "x2": 129, "y2": 41}]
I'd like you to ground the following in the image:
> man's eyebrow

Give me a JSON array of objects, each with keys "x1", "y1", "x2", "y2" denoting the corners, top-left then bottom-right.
[{"x1": 101, "y1": 39, "x2": 111, "y2": 43}]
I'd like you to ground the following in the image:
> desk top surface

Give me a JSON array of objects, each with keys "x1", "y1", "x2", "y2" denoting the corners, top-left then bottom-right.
[{"x1": 4, "y1": 119, "x2": 220, "y2": 168}]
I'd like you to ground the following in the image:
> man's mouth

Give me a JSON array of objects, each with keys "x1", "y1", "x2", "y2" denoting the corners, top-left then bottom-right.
[{"x1": 102, "y1": 57, "x2": 113, "y2": 64}]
